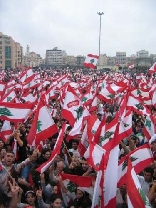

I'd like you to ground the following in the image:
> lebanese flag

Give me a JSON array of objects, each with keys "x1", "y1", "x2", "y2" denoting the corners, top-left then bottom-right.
[
  {"x1": 22, "y1": 75, "x2": 39, "y2": 90},
  {"x1": 45, "y1": 86, "x2": 56, "y2": 104},
  {"x1": 66, "y1": 107, "x2": 90, "y2": 141},
  {"x1": 84, "y1": 54, "x2": 99, "y2": 69},
  {"x1": 127, "y1": 94, "x2": 150, "y2": 116},
  {"x1": 80, "y1": 86, "x2": 94, "y2": 107},
  {"x1": 117, "y1": 144, "x2": 154, "y2": 187},
  {"x1": 0, "y1": 82, "x2": 5, "y2": 90},
  {"x1": 21, "y1": 91, "x2": 37, "y2": 103},
  {"x1": 84, "y1": 140, "x2": 106, "y2": 171},
  {"x1": 60, "y1": 173, "x2": 94, "y2": 207},
  {"x1": 89, "y1": 95, "x2": 98, "y2": 112},
  {"x1": 128, "y1": 64, "x2": 135, "y2": 69},
  {"x1": 126, "y1": 160, "x2": 151, "y2": 208},
  {"x1": 78, "y1": 124, "x2": 89, "y2": 156},
  {"x1": 91, "y1": 170, "x2": 103, "y2": 208},
  {"x1": 1, "y1": 89, "x2": 16, "y2": 103},
  {"x1": 87, "y1": 114, "x2": 101, "y2": 138},
  {"x1": 91, "y1": 153, "x2": 105, "y2": 208},
  {"x1": 151, "y1": 90, "x2": 156, "y2": 107},
  {"x1": 0, "y1": 120, "x2": 12, "y2": 142},
  {"x1": 118, "y1": 109, "x2": 132, "y2": 141},
  {"x1": 36, "y1": 124, "x2": 66, "y2": 173},
  {"x1": 98, "y1": 85, "x2": 117, "y2": 103},
  {"x1": 148, "y1": 62, "x2": 156, "y2": 74},
  {"x1": 20, "y1": 67, "x2": 34, "y2": 82},
  {"x1": 27, "y1": 99, "x2": 58, "y2": 146},
  {"x1": 142, "y1": 115, "x2": 155, "y2": 140},
  {"x1": 0, "y1": 102, "x2": 33, "y2": 122},
  {"x1": 104, "y1": 145, "x2": 120, "y2": 208},
  {"x1": 61, "y1": 85, "x2": 83, "y2": 127}
]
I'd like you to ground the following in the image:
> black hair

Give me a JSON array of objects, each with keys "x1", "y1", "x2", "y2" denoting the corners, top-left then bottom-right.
[
  {"x1": 144, "y1": 167, "x2": 154, "y2": 175},
  {"x1": 71, "y1": 139, "x2": 79, "y2": 145},
  {"x1": 50, "y1": 194, "x2": 62, "y2": 203},
  {"x1": 41, "y1": 148, "x2": 51, "y2": 155}
]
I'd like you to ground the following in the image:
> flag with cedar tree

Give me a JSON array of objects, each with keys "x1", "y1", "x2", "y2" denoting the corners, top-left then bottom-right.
[
  {"x1": 61, "y1": 85, "x2": 84, "y2": 127},
  {"x1": 126, "y1": 159, "x2": 151, "y2": 208},
  {"x1": 0, "y1": 102, "x2": 33, "y2": 122},
  {"x1": 27, "y1": 99, "x2": 58, "y2": 146},
  {"x1": 117, "y1": 144, "x2": 154, "y2": 187}
]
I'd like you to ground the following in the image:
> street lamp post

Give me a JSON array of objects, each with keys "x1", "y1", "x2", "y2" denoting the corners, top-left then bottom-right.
[{"x1": 97, "y1": 12, "x2": 104, "y2": 68}]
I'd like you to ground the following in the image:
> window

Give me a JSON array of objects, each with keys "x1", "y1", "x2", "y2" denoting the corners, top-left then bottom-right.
[
  {"x1": 5, "y1": 46, "x2": 11, "y2": 59},
  {"x1": 5, "y1": 40, "x2": 10, "y2": 44},
  {"x1": 5, "y1": 60, "x2": 11, "y2": 68}
]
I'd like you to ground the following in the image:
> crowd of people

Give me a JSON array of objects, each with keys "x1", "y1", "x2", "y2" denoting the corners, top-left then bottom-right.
[{"x1": 0, "y1": 66, "x2": 156, "y2": 208}]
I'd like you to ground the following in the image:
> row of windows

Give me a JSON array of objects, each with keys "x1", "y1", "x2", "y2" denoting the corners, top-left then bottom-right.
[{"x1": 5, "y1": 46, "x2": 11, "y2": 59}]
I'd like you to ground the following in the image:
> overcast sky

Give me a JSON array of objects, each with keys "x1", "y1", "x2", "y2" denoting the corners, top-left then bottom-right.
[{"x1": 0, "y1": 0, "x2": 156, "y2": 58}]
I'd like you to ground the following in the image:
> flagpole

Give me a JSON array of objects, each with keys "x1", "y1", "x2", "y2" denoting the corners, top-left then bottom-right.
[{"x1": 97, "y1": 12, "x2": 104, "y2": 69}]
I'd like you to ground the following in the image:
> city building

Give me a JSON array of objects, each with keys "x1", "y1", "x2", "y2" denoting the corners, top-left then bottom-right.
[
  {"x1": 150, "y1": 54, "x2": 156, "y2": 64},
  {"x1": 76, "y1": 55, "x2": 85, "y2": 67},
  {"x1": 64, "y1": 55, "x2": 77, "y2": 66},
  {"x1": 107, "y1": 56, "x2": 116, "y2": 66},
  {"x1": 98, "y1": 54, "x2": 108, "y2": 66},
  {"x1": 23, "y1": 45, "x2": 42, "y2": 67},
  {"x1": 136, "y1": 50, "x2": 149, "y2": 58},
  {"x1": 116, "y1": 52, "x2": 126, "y2": 65},
  {"x1": 46, "y1": 47, "x2": 67, "y2": 67},
  {"x1": 0, "y1": 32, "x2": 23, "y2": 69}
]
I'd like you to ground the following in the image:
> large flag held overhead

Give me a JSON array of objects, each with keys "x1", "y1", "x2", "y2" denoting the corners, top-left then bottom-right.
[
  {"x1": 27, "y1": 99, "x2": 58, "y2": 146},
  {"x1": 117, "y1": 144, "x2": 154, "y2": 187},
  {"x1": 0, "y1": 102, "x2": 33, "y2": 122},
  {"x1": 84, "y1": 54, "x2": 99, "y2": 69}
]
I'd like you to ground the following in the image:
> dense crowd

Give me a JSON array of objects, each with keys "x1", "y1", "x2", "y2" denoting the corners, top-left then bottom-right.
[{"x1": 0, "y1": 67, "x2": 156, "y2": 208}]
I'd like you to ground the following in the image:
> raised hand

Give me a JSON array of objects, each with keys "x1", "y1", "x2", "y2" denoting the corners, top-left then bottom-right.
[{"x1": 8, "y1": 178, "x2": 19, "y2": 197}]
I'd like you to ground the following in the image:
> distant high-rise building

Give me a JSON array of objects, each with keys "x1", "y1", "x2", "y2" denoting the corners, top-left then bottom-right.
[
  {"x1": 0, "y1": 32, "x2": 23, "y2": 69},
  {"x1": 116, "y1": 52, "x2": 126, "y2": 65},
  {"x1": 136, "y1": 50, "x2": 149, "y2": 58},
  {"x1": 46, "y1": 47, "x2": 67, "y2": 66}
]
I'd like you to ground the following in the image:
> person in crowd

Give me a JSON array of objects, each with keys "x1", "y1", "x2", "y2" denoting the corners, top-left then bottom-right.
[
  {"x1": 37, "y1": 189, "x2": 64, "y2": 208},
  {"x1": 138, "y1": 167, "x2": 154, "y2": 196},
  {"x1": 5, "y1": 127, "x2": 28, "y2": 162},
  {"x1": 68, "y1": 140, "x2": 80, "y2": 157}
]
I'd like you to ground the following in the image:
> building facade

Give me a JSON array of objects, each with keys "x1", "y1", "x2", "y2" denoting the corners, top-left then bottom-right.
[
  {"x1": 23, "y1": 45, "x2": 42, "y2": 67},
  {"x1": 116, "y1": 52, "x2": 126, "y2": 65},
  {"x1": 46, "y1": 47, "x2": 67, "y2": 66},
  {"x1": 136, "y1": 50, "x2": 149, "y2": 58},
  {"x1": 98, "y1": 54, "x2": 108, "y2": 66},
  {"x1": 0, "y1": 32, "x2": 23, "y2": 69},
  {"x1": 76, "y1": 55, "x2": 85, "y2": 67}
]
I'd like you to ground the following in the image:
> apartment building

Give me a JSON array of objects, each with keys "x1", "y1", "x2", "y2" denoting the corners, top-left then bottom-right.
[
  {"x1": 46, "y1": 47, "x2": 67, "y2": 66},
  {"x1": 0, "y1": 32, "x2": 23, "y2": 69},
  {"x1": 136, "y1": 50, "x2": 149, "y2": 58},
  {"x1": 116, "y1": 52, "x2": 126, "y2": 65}
]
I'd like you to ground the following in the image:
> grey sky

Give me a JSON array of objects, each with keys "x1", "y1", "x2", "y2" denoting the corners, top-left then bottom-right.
[{"x1": 0, "y1": 0, "x2": 156, "y2": 58}]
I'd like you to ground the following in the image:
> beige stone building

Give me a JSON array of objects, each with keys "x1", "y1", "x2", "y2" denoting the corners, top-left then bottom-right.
[
  {"x1": 0, "y1": 32, "x2": 23, "y2": 69},
  {"x1": 64, "y1": 55, "x2": 77, "y2": 66},
  {"x1": 23, "y1": 45, "x2": 42, "y2": 67},
  {"x1": 98, "y1": 54, "x2": 108, "y2": 66}
]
